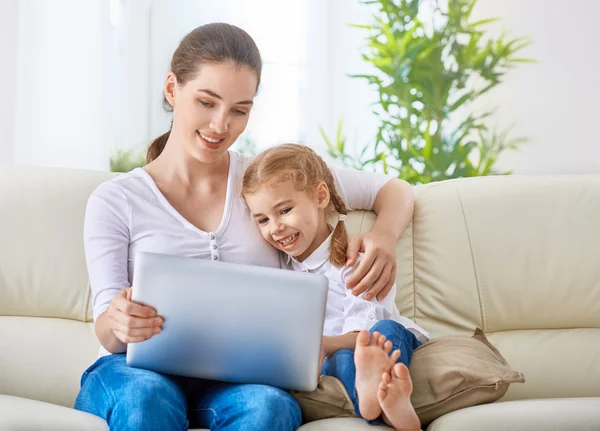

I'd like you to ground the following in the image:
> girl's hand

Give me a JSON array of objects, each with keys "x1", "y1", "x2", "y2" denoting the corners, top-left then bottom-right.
[
  {"x1": 107, "y1": 288, "x2": 164, "y2": 344},
  {"x1": 318, "y1": 343, "x2": 327, "y2": 377},
  {"x1": 345, "y1": 231, "x2": 397, "y2": 301},
  {"x1": 318, "y1": 336, "x2": 333, "y2": 377}
]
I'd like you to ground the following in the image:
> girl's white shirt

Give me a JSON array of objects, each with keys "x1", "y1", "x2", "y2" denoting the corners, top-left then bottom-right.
[
  {"x1": 84, "y1": 151, "x2": 393, "y2": 356},
  {"x1": 282, "y1": 233, "x2": 430, "y2": 343}
]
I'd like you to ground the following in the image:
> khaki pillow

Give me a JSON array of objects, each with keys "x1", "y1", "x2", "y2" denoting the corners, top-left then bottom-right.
[
  {"x1": 290, "y1": 375, "x2": 357, "y2": 423},
  {"x1": 411, "y1": 328, "x2": 525, "y2": 425},
  {"x1": 291, "y1": 328, "x2": 525, "y2": 425}
]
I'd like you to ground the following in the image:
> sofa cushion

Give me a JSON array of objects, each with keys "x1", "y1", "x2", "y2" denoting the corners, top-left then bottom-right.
[
  {"x1": 411, "y1": 328, "x2": 525, "y2": 425},
  {"x1": 298, "y1": 417, "x2": 389, "y2": 430},
  {"x1": 291, "y1": 375, "x2": 356, "y2": 422},
  {"x1": 425, "y1": 397, "x2": 600, "y2": 431},
  {"x1": 0, "y1": 316, "x2": 100, "y2": 408},
  {"x1": 0, "y1": 166, "x2": 115, "y2": 322},
  {"x1": 0, "y1": 394, "x2": 108, "y2": 431}
]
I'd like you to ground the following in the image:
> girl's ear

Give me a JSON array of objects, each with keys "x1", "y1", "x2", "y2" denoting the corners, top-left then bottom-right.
[
  {"x1": 164, "y1": 72, "x2": 178, "y2": 107},
  {"x1": 315, "y1": 181, "x2": 330, "y2": 209}
]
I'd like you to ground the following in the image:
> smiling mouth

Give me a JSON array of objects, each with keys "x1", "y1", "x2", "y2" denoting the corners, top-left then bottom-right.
[
  {"x1": 277, "y1": 233, "x2": 299, "y2": 248},
  {"x1": 197, "y1": 131, "x2": 225, "y2": 147}
]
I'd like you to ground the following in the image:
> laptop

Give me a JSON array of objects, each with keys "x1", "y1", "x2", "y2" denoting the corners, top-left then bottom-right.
[{"x1": 126, "y1": 251, "x2": 328, "y2": 392}]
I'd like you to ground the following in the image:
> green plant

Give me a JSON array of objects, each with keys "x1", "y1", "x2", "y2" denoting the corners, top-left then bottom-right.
[
  {"x1": 110, "y1": 148, "x2": 146, "y2": 173},
  {"x1": 322, "y1": 0, "x2": 533, "y2": 184},
  {"x1": 235, "y1": 135, "x2": 259, "y2": 157}
]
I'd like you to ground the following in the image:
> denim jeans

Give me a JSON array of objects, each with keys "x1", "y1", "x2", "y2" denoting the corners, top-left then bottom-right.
[
  {"x1": 74, "y1": 353, "x2": 302, "y2": 431},
  {"x1": 321, "y1": 320, "x2": 422, "y2": 421}
]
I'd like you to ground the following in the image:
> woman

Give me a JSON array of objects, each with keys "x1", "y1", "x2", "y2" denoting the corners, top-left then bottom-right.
[{"x1": 74, "y1": 23, "x2": 415, "y2": 431}]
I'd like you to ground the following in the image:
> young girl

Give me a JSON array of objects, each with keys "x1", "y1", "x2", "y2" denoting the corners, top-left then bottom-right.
[{"x1": 242, "y1": 144, "x2": 429, "y2": 430}]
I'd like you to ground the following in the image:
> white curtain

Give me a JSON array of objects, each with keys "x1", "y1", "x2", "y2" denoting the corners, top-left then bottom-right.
[
  {"x1": 0, "y1": 0, "x2": 378, "y2": 169},
  {"x1": 6, "y1": 0, "x2": 112, "y2": 170}
]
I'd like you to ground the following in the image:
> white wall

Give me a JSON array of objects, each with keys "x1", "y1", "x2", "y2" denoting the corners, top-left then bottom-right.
[
  {"x1": 306, "y1": 0, "x2": 379, "y2": 159},
  {"x1": 8, "y1": 0, "x2": 111, "y2": 170},
  {"x1": 0, "y1": 0, "x2": 18, "y2": 165},
  {"x1": 468, "y1": 0, "x2": 600, "y2": 174}
]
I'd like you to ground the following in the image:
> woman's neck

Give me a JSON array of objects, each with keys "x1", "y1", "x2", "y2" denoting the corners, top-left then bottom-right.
[{"x1": 146, "y1": 135, "x2": 230, "y2": 188}]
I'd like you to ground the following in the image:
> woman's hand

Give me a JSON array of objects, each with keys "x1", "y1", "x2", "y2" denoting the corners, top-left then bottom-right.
[
  {"x1": 107, "y1": 288, "x2": 163, "y2": 344},
  {"x1": 345, "y1": 231, "x2": 397, "y2": 301}
]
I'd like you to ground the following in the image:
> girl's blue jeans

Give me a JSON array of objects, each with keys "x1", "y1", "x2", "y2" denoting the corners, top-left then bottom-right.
[
  {"x1": 321, "y1": 320, "x2": 422, "y2": 421},
  {"x1": 74, "y1": 353, "x2": 301, "y2": 431}
]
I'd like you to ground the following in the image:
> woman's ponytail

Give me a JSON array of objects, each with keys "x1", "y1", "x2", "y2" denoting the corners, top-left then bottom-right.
[{"x1": 146, "y1": 130, "x2": 170, "y2": 163}]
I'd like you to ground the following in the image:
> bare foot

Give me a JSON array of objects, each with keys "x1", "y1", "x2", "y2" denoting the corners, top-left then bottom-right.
[
  {"x1": 378, "y1": 363, "x2": 420, "y2": 431},
  {"x1": 354, "y1": 330, "x2": 400, "y2": 420}
]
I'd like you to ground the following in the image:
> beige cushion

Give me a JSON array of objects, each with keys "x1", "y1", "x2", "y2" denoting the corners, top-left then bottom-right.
[
  {"x1": 0, "y1": 317, "x2": 100, "y2": 408},
  {"x1": 298, "y1": 417, "x2": 389, "y2": 430},
  {"x1": 412, "y1": 175, "x2": 600, "y2": 340},
  {"x1": 411, "y1": 329, "x2": 525, "y2": 425},
  {"x1": 487, "y1": 328, "x2": 600, "y2": 401},
  {"x1": 426, "y1": 397, "x2": 600, "y2": 431},
  {"x1": 0, "y1": 166, "x2": 116, "y2": 321},
  {"x1": 0, "y1": 394, "x2": 108, "y2": 431},
  {"x1": 291, "y1": 375, "x2": 357, "y2": 422},
  {"x1": 0, "y1": 394, "x2": 211, "y2": 431}
]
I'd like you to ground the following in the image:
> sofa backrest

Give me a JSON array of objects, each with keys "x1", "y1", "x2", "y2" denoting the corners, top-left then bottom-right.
[
  {"x1": 0, "y1": 166, "x2": 116, "y2": 408},
  {"x1": 350, "y1": 175, "x2": 600, "y2": 402},
  {"x1": 1, "y1": 166, "x2": 599, "y2": 408}
]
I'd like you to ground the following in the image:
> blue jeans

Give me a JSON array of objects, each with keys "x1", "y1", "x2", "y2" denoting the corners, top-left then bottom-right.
[
  {"x1": 321, "y1": 320, "x2": 422, "y2": 421},
  {"x1": 74, "y1": 353, "x2": 301, "y2": 431}
]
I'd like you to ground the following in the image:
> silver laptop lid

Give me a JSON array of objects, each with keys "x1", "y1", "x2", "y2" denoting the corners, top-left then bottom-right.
[{"x1": 126, "y1": 251, "x2": 328, "y2": 391}]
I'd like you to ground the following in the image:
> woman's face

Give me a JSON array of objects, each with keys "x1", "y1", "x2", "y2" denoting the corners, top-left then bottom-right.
[{"x1": 166, "y1": 61, "x2": 258, "y2": 164}]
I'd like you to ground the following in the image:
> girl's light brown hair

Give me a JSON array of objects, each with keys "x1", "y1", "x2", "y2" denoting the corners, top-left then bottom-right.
[
  {"x1": 147, "y1": 23, "x2": 262, "y2": 163},
  {"x1": 242, "y1": 144, "x2": 349, "y2": 266}
]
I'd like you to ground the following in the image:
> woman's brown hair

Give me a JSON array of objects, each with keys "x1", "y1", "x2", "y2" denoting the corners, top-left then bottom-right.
[
  {"x1": 147, "y1": 23, "x2": 262, "y2": 163},
  {"x1": 242, "y1": 144, "x2": 349, "y2": 266}
]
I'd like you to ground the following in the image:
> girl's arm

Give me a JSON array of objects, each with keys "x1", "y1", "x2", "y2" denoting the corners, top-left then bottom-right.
[
  {"x1": 322, "y1": 332, "x2": 359, "y2": 357},
  {"x1": 319, "y1": 333, "x2": 358, "y2": 376}
]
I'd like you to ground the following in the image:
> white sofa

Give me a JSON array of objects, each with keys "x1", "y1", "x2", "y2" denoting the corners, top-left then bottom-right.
[{"x1": 1, "y1": 166, "x2": 599, "y2": 431}]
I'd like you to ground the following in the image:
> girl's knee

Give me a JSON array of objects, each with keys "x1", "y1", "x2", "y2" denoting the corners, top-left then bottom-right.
[
  {"x1": 329, "y1": 348, "x2": 354, "y2": 360},
  {"x1": 370, "y1": 319, "x2": 405, "y2": 336}
]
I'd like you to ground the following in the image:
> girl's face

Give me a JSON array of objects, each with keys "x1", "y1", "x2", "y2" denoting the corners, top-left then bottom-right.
[
  {"x1": 244, "y1": 181, "x2": 331, "y2": 262},
  {"x1": 165, "y1": 61, "x2": 258, "y2": 164}
]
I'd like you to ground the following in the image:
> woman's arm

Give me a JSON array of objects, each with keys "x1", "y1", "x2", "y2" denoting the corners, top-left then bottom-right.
[
  {"x1": 346, "y1": 179, "x2": 414, "y2": 301},
  {"x1": 85, "y1": 183, "x2": 161, "y2": 352},
  {"x1": 331, "y1": 166, "x2": 414, "y2": 301}
]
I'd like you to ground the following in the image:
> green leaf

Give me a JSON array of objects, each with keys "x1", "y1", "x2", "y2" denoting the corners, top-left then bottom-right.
[{"x1": 471, "y1": 17, "x2": 500, "y2": 27}]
